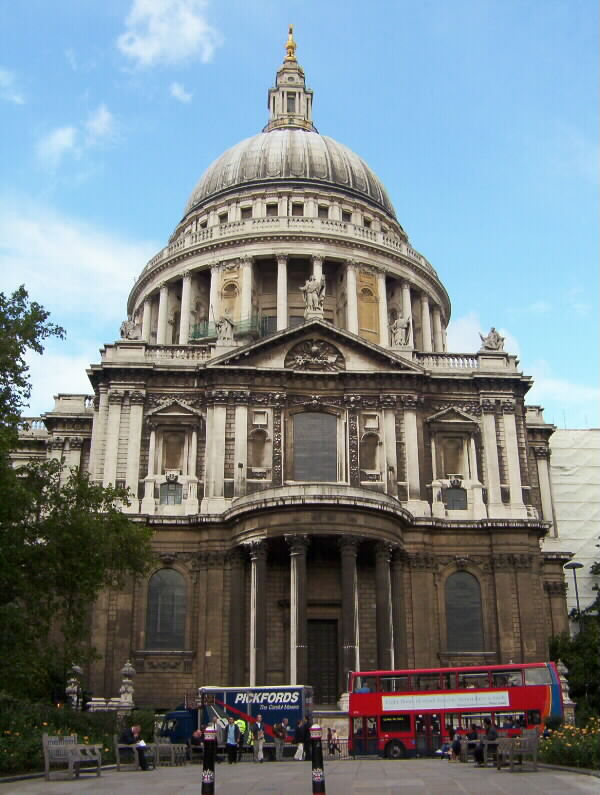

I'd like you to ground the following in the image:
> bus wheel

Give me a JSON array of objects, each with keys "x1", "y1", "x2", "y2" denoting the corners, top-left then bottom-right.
[{"x1": 385, "y1": 741, "x2": 406, "y2": 760}]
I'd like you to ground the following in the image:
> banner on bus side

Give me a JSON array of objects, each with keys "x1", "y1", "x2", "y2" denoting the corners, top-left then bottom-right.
[{"x1": 382, "y1": 691, "x2": 510, "y2": 712}]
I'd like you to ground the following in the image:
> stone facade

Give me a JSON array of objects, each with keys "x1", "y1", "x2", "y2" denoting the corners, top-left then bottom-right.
[{"x1": 15, "y1": 32, "x2": 570, "y2": 708}]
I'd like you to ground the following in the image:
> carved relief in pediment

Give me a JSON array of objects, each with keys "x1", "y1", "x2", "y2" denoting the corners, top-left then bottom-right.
[{"x1": 284, "y1": 339, "x2": 345, "y2": 372}]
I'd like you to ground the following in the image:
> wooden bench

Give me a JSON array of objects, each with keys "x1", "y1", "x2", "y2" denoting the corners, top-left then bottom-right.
[
  {"x1": 496, "y1": 735, "x2": 539, "y2": 772},
  {"x1": 42, "y1": 733, "x2": 101, "y2": 780},
  {"x1": 153, "y1": 740, "x2": 188, "y2": 766}
]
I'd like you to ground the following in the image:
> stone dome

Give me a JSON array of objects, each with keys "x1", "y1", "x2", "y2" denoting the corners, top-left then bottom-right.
[{"x1": 183, "y1": 129, "x2": 396, "y2": 219}]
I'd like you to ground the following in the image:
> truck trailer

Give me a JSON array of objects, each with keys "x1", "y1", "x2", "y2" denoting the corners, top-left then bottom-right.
[{"x1": 160, "y1": 685, "x2": 313, "y2": 746}]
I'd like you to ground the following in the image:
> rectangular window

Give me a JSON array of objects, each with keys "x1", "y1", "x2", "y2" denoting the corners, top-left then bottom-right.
[
  {"x1": 266, "y1": 203, "x2": 278, "y2": 217},
  {"x1": 260, "y1": 316, "x2": 277, "y2": 336},
  {"x1": 363, "y1": 414, "x2": 379, "y2": 430},
  {"x1": 363, "y1": 218, "x2": 372, "y2": 228},
  {"x1": 241, "y1": 206, "x2": 252, "y2": 219},
  {"x1": 458, "y1": 672, "x2": 490, "y2": 689},
  {"x1": 292, "y1": 203, "x2": 304, "y2": 216},
  {"x1": 252, "y1": 410, "x2": 268, "y2": 426},
  {"x1": 286, "y1": 92, "x2": 296, "y2": 113},
  {"x1": 381, "y1": 715, "x2": 411, "y2": 733},
  {"x1": 414, "y1": 674, "x2": 442, "y2": 691},
  {"x1": 524, "y1": 667, "x2": 552, "y2": 686},
  {"x1": 492, "y1": 670, "x2": 522, "y2": 688},
  {"x1": 318, "y1": 205, "x2": 329, "y2": 219},
  {"x1": 200, "y1": 220, "x2": 207, "y2": 229},
  {"x1": 342, "y1": 210, "x2": 352, "y2": 223},
  {"x1": 218, "y1": 212, "x2": 228, "y2": 224},
  {"x1": 380, "y1": 676, "x2": 410, "y2": 692},
  {"x1": 159, "y1": 482, "x2": 183, "y2": 505}
]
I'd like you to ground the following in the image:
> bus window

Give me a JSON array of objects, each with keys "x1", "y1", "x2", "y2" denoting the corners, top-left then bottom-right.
[
  {"x1": 354, "y1": 676, "x2": 378, "y2": 693},
  {"x1": 440, "y1": 672, "x2": 454, "y2": 689},
  {"x1": 381, "y1": 715, "x2": 411, "y2": 733},
  {"x1": 458, "y1": 672, "x2": 489, "y2": 689},
  {"x1": 527, "y1": 710, "x2": 542, "y2": 726},
  {"x1": 491, "y1": 671, "x2": 516, "y2": 687},
  {"x1": 414, "y1": 674, "x2": 441, "y2": 691},
  {"x1": 444, "y1": 713, "x2": 461, "y2": 730},
  {"x1": 524, "y1": 667, "x2": 552, "y2": 686},
  {"x1": 380, "y1": 676, "x2": 410, "y2": 692},
  {"x1": 508, "y1": 671, "x2": 523, "y2": 686}
]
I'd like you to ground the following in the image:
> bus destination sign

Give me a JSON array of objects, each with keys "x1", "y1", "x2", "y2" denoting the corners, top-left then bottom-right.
[{"x1": 382, "y1": 690, "x2": 510, "y2": 712}]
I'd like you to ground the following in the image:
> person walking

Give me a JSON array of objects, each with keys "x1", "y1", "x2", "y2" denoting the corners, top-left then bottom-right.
[
  {"x1": 293, "y1": 719, "x2": 305, "y2": 760},
  {"x1": 252, "y1": 714, "x2": 266, "y2": 763},
  {"x1": 224, "y1": 716, "x2": 241, "y2": 764},
  {"x1": 273, "y1": 717, "x2": 289, "y2": 761}
]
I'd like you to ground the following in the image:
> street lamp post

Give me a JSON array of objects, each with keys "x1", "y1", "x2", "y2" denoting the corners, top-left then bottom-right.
[{"x1": 564, "y1": 561, "x2": 584, "y2": 615}]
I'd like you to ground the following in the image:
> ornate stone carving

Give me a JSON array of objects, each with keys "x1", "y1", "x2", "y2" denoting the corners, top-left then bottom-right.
[
  {"x1": 408, "y1": 552, "x2": 436, "y2": 570},
  {"x1": 286, "y1": 535, "x2": 310, "y2": 555},
  {"x1": 338, "y1": 536, "x2": 360, "y2": 555},
  {"x1": 215, "y1": 314, "x2": 234, "y2": 343},
  {"x1": 455, "y1": 555, "x2": 469, "y2": 570},
  {"x1": 544, "y1": 581, "x2": 567, "y2": 595},
  {"x1": 375, "y1": 542, "x2": 393, "y2": 563},
  {"x1": 400, "y1": 395, "x2": 419, "y2": 409},
  {"x1": 431, "y1": 401, "x2": 482, "y2": 417},
  {"x1": 108, "y1": 390, "x2": 125, "y2": 404},
  {"x1": 159, "y1": 552, "x2": 177, "y2": 566},
  {"x1": 481, "y1": 398, "x2": 497, "y2": 413},
  {"x1": 68, "y1": 436, "x2": 84, "y2": 449},
  {"x1": 120, "y1": 317, "x2": 141, "y2": 340},
  {"x1": 344, "y1": 394, "x2": 362, "y2": 408},
  {"x1": 501, "y1": 400, "x2": 515, "y2": 413},
  {"x1": 379, "y1": 394, "x2": 397, "y2": 409},
  {"x1": 146, "y1": 659, "x2": 182, "y2": 671},
  {"x1": 247, "y1": 539, "x2": 267, "y2": 562},
  {"x1": 531, "y1": 445, "x2": 551, "y2": 459},
  {"x1": 285, "y1": 339, "x2": 345, "y2": 372},
  {"x1": 389, "y1": 314, "x2": 410, "y2": 347},
  {"x1": 348, "y1": 409, "x2": 360, "y2": 486},
  {"x1": 129, "y1": 390, "x2": 146, "y2": 405},
  {"x1": 299, "y1": 274, "x2": 325, "y2": 315},
  {"x1": 479, "y1": 327, "x2": 505, "y2": 351},
  {"x1": 272, "y1": 407, "x2": 283, "y2": 486},
  {"x1": 493, "y1": 553, "x2": 533, "y2": 571}
]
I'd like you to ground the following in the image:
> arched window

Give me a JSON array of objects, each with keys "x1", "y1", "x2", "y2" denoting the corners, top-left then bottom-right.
[
  {"x1": 358, "y1": 287, "x2": 379, "y2": 341},
  {"x1": 445, "y1": 572, "x2": 483, "y2": 652},
  {"x1": 248, "y1": 428, "x2": 271, "y2": 469},
  {"x1": 146, "y1": 569, "x2": 186, "y2": 649},
  {"x1": 293, "y1": 412, "x2": 337, "y2": 481},
  {"x1": 221, "y1": 282, "x2": 238, "y2": 319}
]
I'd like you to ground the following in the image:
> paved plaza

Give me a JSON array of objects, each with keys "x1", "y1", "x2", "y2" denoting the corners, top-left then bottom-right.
[{"x1": 0, "y1": 760, "x2": 597, "y2": 795}]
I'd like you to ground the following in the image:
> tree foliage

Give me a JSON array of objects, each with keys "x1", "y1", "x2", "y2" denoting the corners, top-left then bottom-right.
[{"x1": 0, "y1": 286, "x2": 153, "y2": 701}]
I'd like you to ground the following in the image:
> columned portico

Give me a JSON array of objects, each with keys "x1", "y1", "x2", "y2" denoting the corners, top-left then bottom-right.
[
  {"x1": 287, "y1": 535, "x2": 309, "y2": 685},
  {"x1": 339, "y1": 536, "x2": 360, "y2": 677},
  {"x1": 249, "y1": 540, "x2": 267, "y2": 686}
]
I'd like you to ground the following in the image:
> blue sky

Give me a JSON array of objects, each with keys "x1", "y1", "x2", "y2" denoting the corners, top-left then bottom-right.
[{"x1": 0, "y1": 0, "x2": 597, "y2": 427}]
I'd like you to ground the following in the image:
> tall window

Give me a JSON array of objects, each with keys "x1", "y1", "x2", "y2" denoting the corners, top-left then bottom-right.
[
  {"x1": 293, "y1": 412, "x2": 337, "y2": 481},
  {"x1": 146, "y1": 569, "x2": 186, "y2": 649},
  {"x1": 286, "y1": 92, "x2": 296, "y2": 113},
  {"x1": 445, "y1": 572, "x2": 483, "y2": 652}
]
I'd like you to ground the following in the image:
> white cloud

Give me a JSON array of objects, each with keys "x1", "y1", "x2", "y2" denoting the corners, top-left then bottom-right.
[
  {"x1": 36, "y1": 126, "x2": 78, "y2": 168},
  {"x1": 170, "y1": 81, "x2": 192, "y2": 103},
  {"x1": 85, "y1": 104, "x2": 114, "y2": 142},
  {"x1": 117, "y1": 0, "x2": 223, "y2": 67},
  {"x1": 0, "y1": 68, "x2": 24, "y2": 104}
]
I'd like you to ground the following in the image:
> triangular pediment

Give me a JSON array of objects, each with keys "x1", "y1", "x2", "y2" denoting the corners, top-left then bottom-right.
[
  {"x1": 426, "y1": 406, "x2": 480, "y2": 425},
  {"x1": 146, "y1": 399, "x2": 203, "y2": 417},
  {"x1": 206, "y1": 319, "x2": 424, "y2": 374}
]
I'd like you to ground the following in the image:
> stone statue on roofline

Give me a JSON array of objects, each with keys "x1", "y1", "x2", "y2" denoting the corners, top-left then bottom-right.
[
  {"x1": 479, "y1": 327, "x2": 504, "y2": 351},
  {"x1": 215, "y1": 312, "x2": 234, "y2": 343},
  {"x1": 300, "y1": 274, "x2": 325, "y2": 317},
  {"x1": 119, "y1": 317, "x2": 141, "y2": 340},
  {"x1": 389, "y1": 313, "x2": 411, "y2": 347}
]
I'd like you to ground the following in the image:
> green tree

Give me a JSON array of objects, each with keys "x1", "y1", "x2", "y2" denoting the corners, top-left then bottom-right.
[{"x1": 0, "y1": 286, "x2": 153, "y2": 700}]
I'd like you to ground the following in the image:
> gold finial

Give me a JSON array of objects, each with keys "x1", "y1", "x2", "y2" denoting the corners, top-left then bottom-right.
[{"x1": 285, "y1": 24, "x2": 297, "y2": 60}]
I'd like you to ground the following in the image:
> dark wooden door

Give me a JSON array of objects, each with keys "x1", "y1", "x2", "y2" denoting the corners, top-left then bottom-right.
[{"x1": 307, "y1": 619, "x2": 338, "y2": 704}]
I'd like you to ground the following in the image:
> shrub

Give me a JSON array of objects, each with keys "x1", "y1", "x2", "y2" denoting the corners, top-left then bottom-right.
[
  {"x1": 0, "y1": 697, "x2": 154, "y2": 775},
  {"x1": 539, "y1": 717, "x2": 600, "y2": 769}
]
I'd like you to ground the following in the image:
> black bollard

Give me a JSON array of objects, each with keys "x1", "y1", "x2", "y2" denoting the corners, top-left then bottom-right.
[
  {"x1": 201, "y1": 724, "x2": 216, "y2": 794},
  {"x1": 310, "y1": 723, "x2": 326, "y2": 794}
]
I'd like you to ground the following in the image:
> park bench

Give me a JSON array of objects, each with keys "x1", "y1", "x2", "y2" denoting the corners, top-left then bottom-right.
[
  {"x1": 42, "y1": 733, "x2": 101, "y2": 780},
  {"x1": 114, "y1": 736, "x2": 156, "y2": 771},
  {"x1": 496, "y1": 734, "x2": 539, "y2": 772},
  {"x1": 153, "y1": 739, "x2": 188, "y2": 766}
]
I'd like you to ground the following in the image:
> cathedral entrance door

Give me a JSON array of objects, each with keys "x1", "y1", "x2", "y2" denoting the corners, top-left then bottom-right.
[{"x1": 307, "y1": 619, "x2": 338, "y2": 705}]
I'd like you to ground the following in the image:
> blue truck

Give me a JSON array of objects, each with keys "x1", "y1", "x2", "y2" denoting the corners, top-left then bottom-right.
[{"x1": 160, "y1": 685, "x2": 313, "y2": 749}]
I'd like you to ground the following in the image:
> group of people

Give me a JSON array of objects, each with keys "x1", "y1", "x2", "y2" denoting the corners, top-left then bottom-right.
[{"x1": 444, "y1": 718, "x2": 498, "y2": 765}]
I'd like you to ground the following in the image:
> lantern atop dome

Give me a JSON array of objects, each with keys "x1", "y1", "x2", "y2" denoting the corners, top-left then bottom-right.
[{"x1": 264, "y1": 25, "x2": 317, "y2": 133}]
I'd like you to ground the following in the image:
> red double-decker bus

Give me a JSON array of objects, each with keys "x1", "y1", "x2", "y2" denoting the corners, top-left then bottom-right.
[{"x1": 348, "y1": 662, "x2": 563, "y2": 758}]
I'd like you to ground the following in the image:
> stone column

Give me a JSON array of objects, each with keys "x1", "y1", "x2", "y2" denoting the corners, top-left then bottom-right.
[
  {"x1": 103, "y1": 391, "x2": 123, "y2": 486},
  {"x1": 276, "y1": 255, "x2": 288, "y2": 331},
  {"x1": 420, "y1": 293, "x2": 432, "y2": 352},
  {"x1": 339, "y1": 536, "x2": 360, "y2": 677},
  {"x1": 141, "y1": 298, "x2": 152, "y2": 342},
  {"x1": 209, "y1": 264, "x2": 220, "y2": 320},
  {"x1": 229, "y1": 547, "x2": 246, "y2": 685},
  {"x1": 233, "y1": 404, "x2": 248, "y2": 497},
  {"x1": 125, "y1": 391, "x2": 145, "y2": 499},
  {"x1": 287, "y1": 535, "x2": 309, "y2": 685},
  {"x1": 502, "y1": 403, "x2": 525, "y2": 510},
  {"x1": 432, "y1": 306, "x2": 443, "y2": 352},
  {"x1": 312, "y1": 254, "x2": 323, "y2": 279},
  {"x1": 534, "y1": 447, "x2": 554, "y2": 526},
  {"x1": 377, "y1": 271, "x2": 389, "y2": 346},
  {"x1": 401, "y1": 282, "x2": 414, "y2": 347},
  {"x1": 391, "y1": 549, "x2": 407, "y2": 668},
  {"x1": 179, "y1": 271, "x2": 192, "y2": 344},
  {"x1": 141, "y1": 425, "x2": 156, "y2": 513},
  {"x1": 205, "y1": 403, "x2": 226, "y2": 498},
  {"x1": 346, "y1": 262, "x2": 359, "y2": 334},
  {"x1": 90, "y1": 389, "x2": 107, "y2": 482},
  {"x1": 240, "y1": 256, "x2": 253, "y2": 321},
  {"x1": 482, "y1": 401, "x2": 502, "y2": 513},
  {"x1": 249, "y1": 540, "x2": 267, "y2": 686},
  {"x1": 147, "y1": 428, "x2": 156, "y2": 477},
  {"x1": 403, "y1": 401, "x2": 421, "y2": 502},
  {"x1": 156, "y1": 282, "x2": 170, "y2": 345},
  {"x1": 375, "y1": 542, "x2": 394, "y2": 670}
]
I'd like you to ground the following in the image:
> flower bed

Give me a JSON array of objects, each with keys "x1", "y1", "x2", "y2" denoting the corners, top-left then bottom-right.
[{"x1": 539, "y1": 717, "x2": 600, "y2": 770}]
